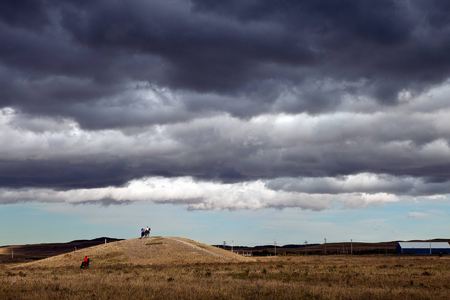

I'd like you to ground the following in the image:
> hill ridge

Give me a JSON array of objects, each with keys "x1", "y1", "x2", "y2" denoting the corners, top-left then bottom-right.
[{"x1": 15, "y1": 236, "x2": 251, "y2": 268}]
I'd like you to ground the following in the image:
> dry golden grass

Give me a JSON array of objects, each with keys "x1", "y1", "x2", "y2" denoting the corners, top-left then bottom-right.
[{"x1": 1, "y1": 238, "x2": 450, "y2": 299}]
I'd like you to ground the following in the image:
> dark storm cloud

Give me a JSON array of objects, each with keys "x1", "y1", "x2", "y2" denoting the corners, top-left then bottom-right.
[
  {"x1": 59, "y1": 0, "x2": 450, "y2": 103},
  {"x1": 1, "y1": 0, "x2": 450, "y2": 203},
  {"x1": 0, "y1": 158, "x2": 134, "y2": 189},
  {"x1": 1, "y1": 0, "x2": 450, "y2": 128},
  {"x1": 0, "y1": 0, "x2": 50, "y2": 30}
]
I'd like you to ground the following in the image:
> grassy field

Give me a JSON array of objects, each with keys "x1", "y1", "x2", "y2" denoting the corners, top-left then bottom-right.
[{"x1": 2, "y1": 255, "x2": 450, "y2": 300}]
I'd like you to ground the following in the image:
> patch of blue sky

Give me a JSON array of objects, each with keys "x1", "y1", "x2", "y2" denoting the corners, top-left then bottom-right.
[{"x1": 1, "y1": 200, "x2": 449, "y2": 246}]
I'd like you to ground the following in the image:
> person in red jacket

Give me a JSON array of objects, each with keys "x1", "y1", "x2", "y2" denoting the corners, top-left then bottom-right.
[{"x1": 80, "y1": 256, "x2": 90, "y2": 269}]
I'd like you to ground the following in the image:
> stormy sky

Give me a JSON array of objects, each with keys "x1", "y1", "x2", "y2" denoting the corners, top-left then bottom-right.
[{"x1": 1, "y1": 0, "x2": 450, "y2": 243}]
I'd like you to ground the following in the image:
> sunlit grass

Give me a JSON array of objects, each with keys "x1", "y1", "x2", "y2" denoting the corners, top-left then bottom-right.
[{"x1": 1, "y1": 255, "x2": 449, "y2": 299}]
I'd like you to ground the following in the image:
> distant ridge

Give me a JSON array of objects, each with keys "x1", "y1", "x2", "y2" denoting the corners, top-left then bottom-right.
[
  {"x1": 68, "y1": 237, "x2": 123, "y2": 244},
  {"x1": 0, "y1": 237, "x2": 122, "y2": 263},
  {"x1": 215, "y1": 238, "x2": 450, "y2": 256}
]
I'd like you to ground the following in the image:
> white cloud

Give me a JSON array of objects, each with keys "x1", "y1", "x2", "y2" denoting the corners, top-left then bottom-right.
[
  {"x1": 0, "y1": 175, "x2": 421, "y2": 210},
  {"x1": 0, "y1": 177, "x2": 326, "y2": 210}
]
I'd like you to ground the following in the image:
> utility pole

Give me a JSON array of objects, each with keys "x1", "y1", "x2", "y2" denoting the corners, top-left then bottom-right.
[
  {"x1": 304, "y1": 240, "x2": 307, "y2": 256},
  {"x1": 11, "y1": 249, "x2": 14, "y2": 260},
  {"x1": 351, "y1": 239, "x2": 353, "y2": 255},
  {"x1": 274, "y1": 241, "x2": 277, "y2": 256},
  {"x1": 231, "y1": 240, "x2": 234, "y2": 253},
  {"x1": 105, "y1": 238, "x2": 107, "y2": 244},
  {"x1": 324, "y1": 238, "x2": 327, "y2": 255}
]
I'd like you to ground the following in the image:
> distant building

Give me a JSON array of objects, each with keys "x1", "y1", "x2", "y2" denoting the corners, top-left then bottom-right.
[{"x1": 397, "y1": 242, "x2": 450, "y2": 255}]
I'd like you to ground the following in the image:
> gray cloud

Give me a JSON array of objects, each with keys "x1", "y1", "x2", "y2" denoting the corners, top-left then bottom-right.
[
  {"x1": 1, "y1": 98, "x2": 450, "y2": 190},
  {"x1": 266, "y1": 174, "x2": 450, "y2": 197},
  {"x1": 1, "y1": 0, "x2": 450, "y2": 129},
  {"x1": 1, "y1": 1, "x2": 450, "y2": 209},
  {"x1": 0, "y1": 0, "x2": 50, "y2": 30},
  {"x1": 73, "y1": 198, "x2": 134, "y2": 206}
]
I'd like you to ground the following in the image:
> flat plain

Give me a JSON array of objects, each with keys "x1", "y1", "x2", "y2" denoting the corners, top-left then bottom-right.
[{"x1": 1, "y1": 237, "x2": 449, "y2": 299}]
